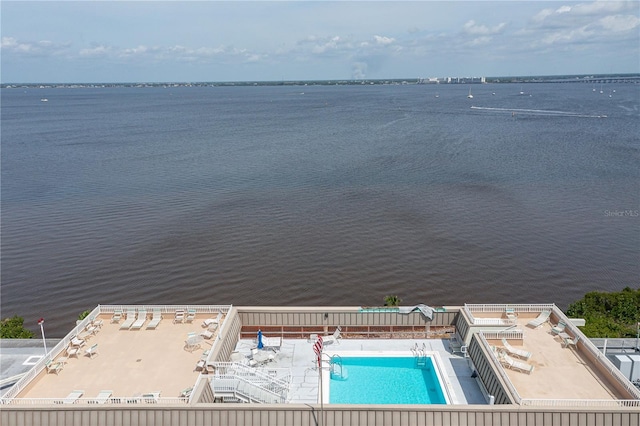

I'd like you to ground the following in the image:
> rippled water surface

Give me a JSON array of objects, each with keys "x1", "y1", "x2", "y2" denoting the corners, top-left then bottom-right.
[{"x1": 2, "y1": 83, "x2": 639, "y2": 336}]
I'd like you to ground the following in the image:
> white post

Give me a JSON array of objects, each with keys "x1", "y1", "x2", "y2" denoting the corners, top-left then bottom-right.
[
  {"x1": 319, "y1": 352, "x2": 324, "y2": 426},
  {"x1": 603, "y1": 338, "x2": 607, "y2": 355},
  {"x1": 38, "y1": 318, "x2": 48, "y2": 357}
]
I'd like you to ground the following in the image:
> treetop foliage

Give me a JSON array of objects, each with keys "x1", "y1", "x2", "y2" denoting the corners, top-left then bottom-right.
[
  {"x1": 1, "y1": 315, "x2": 35, "y2": 339},
  {"x1": 566, "y1": 287, "x2": 640, "y2": 338}
]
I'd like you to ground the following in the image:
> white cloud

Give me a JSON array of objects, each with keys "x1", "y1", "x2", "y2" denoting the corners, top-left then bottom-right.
[
  {"x1": 1, "y1": 36, "x2": 70, "y2": 55},
  {"x1": 373, "y1": 35, "x2": 395, "y2": 46},
  {"x1": 463, "y1": 20, "x2": 507, "y2": 36},
  {"x1": 79, "y1": 45, "x2": 112, "y2": 57},
  {"x1": 596, "y1": 14, "x2": 640, "y2": 32}
]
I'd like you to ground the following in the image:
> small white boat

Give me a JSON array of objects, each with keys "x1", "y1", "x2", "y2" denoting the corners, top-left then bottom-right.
[
  {"x1": 40, "y1": 98, "x2": 48, "y2": 102},
  {"x1": 467, "y1": 88, "x2": 473, "y2": 99}
]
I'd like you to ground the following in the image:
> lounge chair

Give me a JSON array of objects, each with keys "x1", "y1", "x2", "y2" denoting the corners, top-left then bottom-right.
[
  {"x1": 527, "y1": 310, "x2": 551, "y2": 328},
  {"x1": 173, "y1": 309, "x2": 185, "y2": 324},
  {"x1": 505, "y1": 308, "x2": 517, "y2": 321},
  {"x1": 499, "y1": 352, "x2": 534, "y2": 375},
  {"x1": 120, "y1": 309, "x2": 137, "y2": 330},
  {"x1": 93, "y1": 390, "x2": 112, "y2": 404},
  {"x1": 91, "y1": 317, "x2": 104, "y2": 328},
  {"x1": 202, "y1": 312, "x2": 222, "y2": 328},
  {"x1": 562, "y1": 335, "x2": 580, "y2": 348},
  {"x1": 262, "y1": 336, "x2": 282, "y2": 351},
  {"x1": 130, "y1": 309, "x2": 147, "y2": 330},
  {"x1": 63, "y1": 390, "x2": 84, "y2": 404},
  {"x1": 551, "y1": 320, "x2": 567, "y2": 335},
  {"x1": 185, "y1": 309, "x2": 196, "y2": 323},
  {"x1": 501, "y1": 338, "x2": 532, "y2": 360},
  {"x1": 200, "y1": 325, "x2": 217, "y2": 339},
  {"x1": 85, "y1": 343, "x2": 99, "y2": 358},
  {"x1": 141, "y1": 392, "x2": 160, "y2": 403},
  {"x1": 66, "y1": 345, "x2": 81, "y2": 358},
  {"x1": 45, "y1": 359, "x2": 64, "y2": 375},
  {"x1": 180, "y1": 387, "x2": 193, "y2": 398},
  {"x1": 111, "y1": 310, "x2": 122, "y2": 323},
  {"x1": 70, "y1": 336, "x2": 85, "y2": 348},
  {"x1": 322, "y1": 326, "x2": 342, "y2": 345},
  {"x1": 146, "y1": 309, "x2": 162, "y2": 330}
]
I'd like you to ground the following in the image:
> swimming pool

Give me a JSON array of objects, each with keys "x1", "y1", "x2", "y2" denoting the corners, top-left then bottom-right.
[{"x1": 322, "y1": 351, "x2": 451, "y2": 405}]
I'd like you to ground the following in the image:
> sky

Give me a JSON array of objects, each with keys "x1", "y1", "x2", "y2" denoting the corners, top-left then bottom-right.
[{"x1": 1, "y1": 1, "x2": 639, "y2": 83}]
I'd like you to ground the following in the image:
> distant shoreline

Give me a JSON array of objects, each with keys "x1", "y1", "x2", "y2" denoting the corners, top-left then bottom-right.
[{"x1": 2, "y1": 73, "x2": 639, "y2": 89}]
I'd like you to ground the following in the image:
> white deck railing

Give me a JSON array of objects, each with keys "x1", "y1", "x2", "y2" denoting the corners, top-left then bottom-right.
[
  {"x1": 481, "y1": 329, "x2": 524, "y2": 340},
  {"x1": 558, "y1": 310, "x2": 640, "y2": 400},
  {"x1": 211, "y1": 376, "x2": 285, "y2": 404},
  {"x1": 464, "y1": 304, "x2": 555, "y2": 326},
  {"x1": 465, "y1": 304, "x2": 556, "y2": 313},
  {"x1": 212, "y1": 362, "x2": 291, "y2": 395},
  {"x1": 477, "y1": 333, "x2": 523, "y2": 404},
  {"x1": 520, "y1": 399, "x2": 640, "y2": 408},
  {"x1": 98, "y1": 304, "x2": 232, "y2": 315},
  {"x1": 3, "y1": 397, "x2": 189, "y2": 405}
]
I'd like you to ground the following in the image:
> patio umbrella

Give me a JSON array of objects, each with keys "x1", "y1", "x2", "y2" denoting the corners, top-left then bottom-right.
[{"x1": 257, "y1": 329, "x2": 264, "y2": 349}]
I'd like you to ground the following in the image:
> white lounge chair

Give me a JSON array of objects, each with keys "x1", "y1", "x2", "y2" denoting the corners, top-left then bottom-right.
[
  {"x1": 130, "y1": 310, "x2": 147, "y2": 330},
  {"x1": 202, "y1": 312, "x2": 222, "y2": 328},
  {"x1": 501, "y1": 338, "x2": 532, "y2": 360},
  {"x1": 120, "y1": 309, "x2": 136, "y2": 330},
  {"x1": 551, "y1": 320, "x2": 566, "y2": 335},
  {"x1": 146, "y1": 309, "x2": 162, "y2": 330},
  {"x1": 45, "y1": 359, "x2": 64, "y2": 375},
  {"x1": 63, "y1": 390, "x2": 84, "y2": 404},
  {"x1": 70, "y1": 336, "x2": 85, "y2": 348},
  {"x1": 173, "y1": 309, "x2": 185, "y2": 324},
  {"x1": 504, "y1": 308, "x2": 517, "y2": 321},
  {"x1": 322, "y1": 326, "x2": 342, "y2": 345},
  {"x1": 562, "y1": 335, "x2": 580, "y2": 348},
  {"x1": 527, "y1": 310, "x2": 551, "y2": 328},
  {"x1": 111, "y1": 310, "x2": 122, "y2": 323},
  {"x1": 85, "y1": 344, "x2": 99, "y2": 358},
  {"x1": 200, "y1": 325, "x2": 217, "y2": 339},
  {"x1": 66, "y1": 345, "x2": 81, "y2": 358},
  {"x1": 141, "y1": 392, "x2": 160, "y2": 403},
  {"x1": 185, "y1": 309, "x2": 196, "y2": 323},
  {"x1": 499, "y1": 352, "x2": 534, "y2": 375},
  {"x1": 93, "y1": 390, "x2": 112, "y2": 404}
]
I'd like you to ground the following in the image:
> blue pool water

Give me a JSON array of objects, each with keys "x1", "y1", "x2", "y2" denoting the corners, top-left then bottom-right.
[{"x1": 329, "y1": 357, "x2": 447, "y2": 404}]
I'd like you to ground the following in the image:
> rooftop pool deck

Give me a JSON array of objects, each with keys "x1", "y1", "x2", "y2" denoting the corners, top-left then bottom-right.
[{"x1": 8, "y1": 306, "x2": 636, "y2": 405}]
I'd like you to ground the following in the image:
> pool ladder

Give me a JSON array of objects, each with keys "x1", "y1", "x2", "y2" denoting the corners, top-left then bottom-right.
[
  {"x1": 329, "y1": 355, "x2": 348, "y2": 381},
  {"x1": 412, "y1": 343, "x2": 428, "y2": 368}
]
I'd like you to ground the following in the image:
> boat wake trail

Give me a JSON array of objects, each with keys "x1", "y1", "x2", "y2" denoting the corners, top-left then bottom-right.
[{"x1": 470, "y1": 106, "x2": 607, "y2": 118}]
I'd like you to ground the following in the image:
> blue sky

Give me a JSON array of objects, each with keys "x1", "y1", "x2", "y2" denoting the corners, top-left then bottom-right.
[{"x1": 1, "y1": 1, "x2": 639, "y2": 83}]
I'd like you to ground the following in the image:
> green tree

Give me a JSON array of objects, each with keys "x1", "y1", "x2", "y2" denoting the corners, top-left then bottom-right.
[
  {"x1": 384, "y1": 295, "x2": 402, "y2": 307},
  {"x1": 78, "y1": 310, "x2": 91, "y2": 320},
  {"x1": 1, "y1": 315, "x2": 35, "y2": 339},
  {"x1": 566, "y1": 287, "x2": 640, "y2": 338}
]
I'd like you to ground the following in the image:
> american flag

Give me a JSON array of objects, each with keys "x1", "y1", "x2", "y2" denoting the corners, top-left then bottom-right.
[{"x1": 313, "y1": 335, "x2": 323, "y2": 364}]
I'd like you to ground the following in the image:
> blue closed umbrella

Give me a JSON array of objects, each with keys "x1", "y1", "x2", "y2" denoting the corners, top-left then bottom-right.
[{"x1": 257, "y1": 329, "x2": 264, "y2": 349}]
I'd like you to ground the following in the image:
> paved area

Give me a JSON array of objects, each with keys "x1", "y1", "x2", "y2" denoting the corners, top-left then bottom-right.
[
  {"x1": 233, "y1": 337, "x2": 487, "y2": 405},
  {"x1": 0, "y1": 339, "x2": 60, "y2": 397}
]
